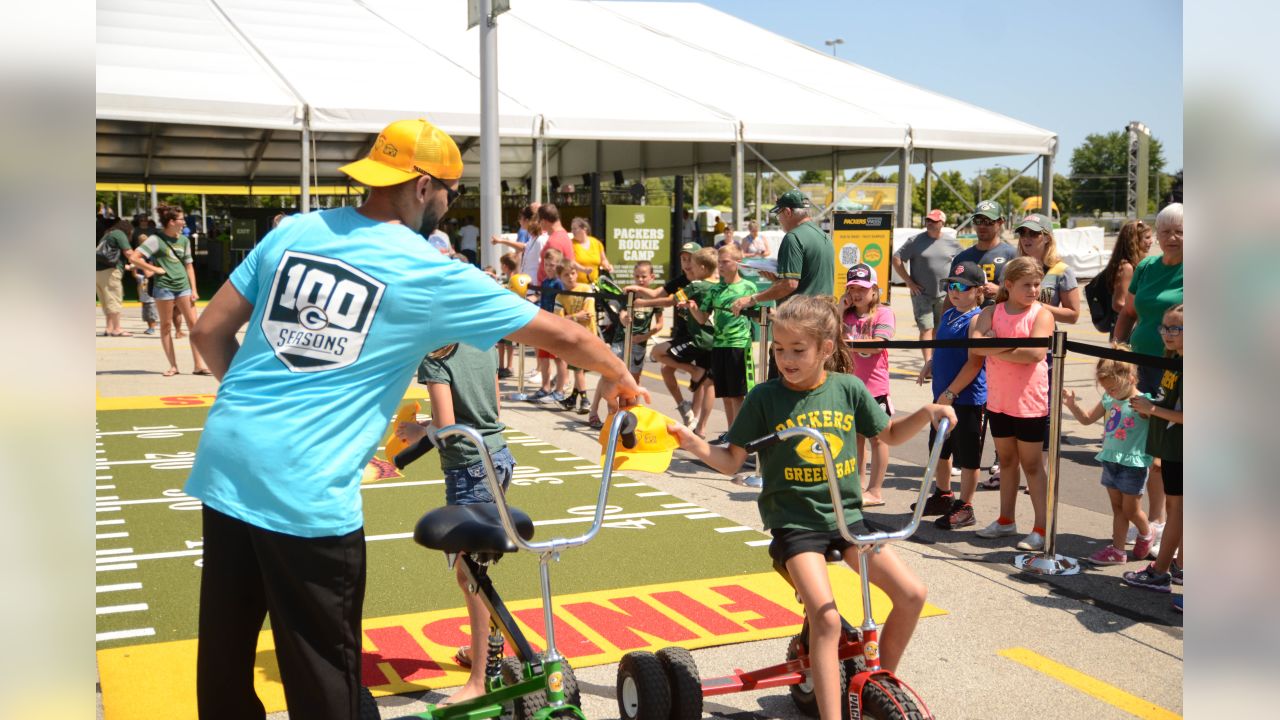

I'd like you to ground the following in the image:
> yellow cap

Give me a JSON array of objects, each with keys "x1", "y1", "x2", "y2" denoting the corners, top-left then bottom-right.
[
  {"x1": 339, "y1": 118, "x2": 464, "y2": 187},
  {"x1": 598, "y1": 406, "x2": 680, "y2": 474},
  {"x1": 509, "y1": 273, "x2": 532, "y2": 296}
]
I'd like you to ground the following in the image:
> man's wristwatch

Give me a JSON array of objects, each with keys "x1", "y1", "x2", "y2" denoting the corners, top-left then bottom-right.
[{"x1": 942, "y1": 389, "x2": 957, "y2": 401}]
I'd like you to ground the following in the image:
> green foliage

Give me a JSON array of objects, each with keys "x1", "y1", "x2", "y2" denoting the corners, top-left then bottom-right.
[
  {"x1": 912, "y1": 170, "x2": 974, "y2": 220},
  {"x1": 1068, "y1": 131, "x2": 1169, "y2": 215},
  {"x1": 798, "y1": 170, "x2": 830, "y2": 185}
]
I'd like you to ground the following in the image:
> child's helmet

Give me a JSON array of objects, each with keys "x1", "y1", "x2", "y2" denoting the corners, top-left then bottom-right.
[{"x1": 509, "y1": 273, "x2": 532, "y2": 296}]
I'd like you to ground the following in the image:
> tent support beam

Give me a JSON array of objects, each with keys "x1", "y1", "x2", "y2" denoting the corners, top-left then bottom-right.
[
  {"x1": 929, "y1": 166, "x2": 975, "y2": 214},
  {"x1": 479, "y1": 0, "x2": 500, "y2": 269},
  {"x1": 754, "y1": 160, "x2": 762, "y2": 226},
  {"x1": 300, "y1": 109, "x2": 311, "y2": 213},
  {"x1": 532, "y1": 137, "x2": 544, "y2": 204},
  {"x1": 831, "y1": 150, "x2": 838, "y2": 211},
  {"x1": 247, "y1": 129, "x2": 274, "y2": 181},
  {"x1": 897, "y1": 146, "x2": 910, "y2": 227},
  {"x1": 791, "y1": 146, "x2": 898, "y2": 223},
  {"x1": 744, "y1": 144, "x2": 803, "y2": 194},
  {"x1": 143, "y1": 124, "x2": 159, "y2": 181},
  {"x1": 924, "y1": 150, "x2": 933, "y2": 215},
  {"x1": 732, "y1": 137, "x2": 744, "y2": 231},
  {"x1": 1040, "y1": 145, "x2": 1055, "y2": 220}
]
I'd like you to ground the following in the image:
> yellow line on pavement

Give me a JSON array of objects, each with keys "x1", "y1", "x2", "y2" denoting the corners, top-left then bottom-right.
[{"x1": 998, "y1": 648, "x2": 1181, "y2": 720}]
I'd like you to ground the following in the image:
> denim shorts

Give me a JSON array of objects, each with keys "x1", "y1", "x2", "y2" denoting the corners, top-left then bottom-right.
[
  {"x1": 1100, "y1": 460, "x2": 1148, "y2": 496},
  {"x1": 152, "y1": 286, "x2": 192, "y2": 302},
  {"x1": 445, "y1": 447, "x2": 515, "y2": 505}
]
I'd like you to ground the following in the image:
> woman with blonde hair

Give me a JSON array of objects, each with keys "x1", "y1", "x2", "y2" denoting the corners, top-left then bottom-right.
[{"x1": 1015, "y1": 213, "x2": 1079, "y2": 324}]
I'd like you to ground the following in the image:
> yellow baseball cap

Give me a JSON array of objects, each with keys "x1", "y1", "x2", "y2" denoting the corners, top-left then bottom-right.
[
  {"x1": 597, "y1": 406, "x2": 680, "y2": 474},
  {"x1": 509, "y1": 273, "x2": 532, "y2": 296},
  {"x1": 339, "y1": 118, "x2": 464, "y2": 187}
]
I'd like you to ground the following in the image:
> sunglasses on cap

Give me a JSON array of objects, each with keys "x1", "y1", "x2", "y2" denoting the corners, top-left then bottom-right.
[{"x1": 944, "y1": 281, "x2": 975, "y2": 292}]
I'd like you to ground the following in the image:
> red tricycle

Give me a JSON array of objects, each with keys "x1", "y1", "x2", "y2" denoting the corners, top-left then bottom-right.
[{"x1": 615, "y1": 420, "x2": 949, "y2": 720}]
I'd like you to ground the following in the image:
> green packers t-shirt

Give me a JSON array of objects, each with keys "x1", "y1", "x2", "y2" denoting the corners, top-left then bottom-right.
[
  {"x1": 103, "y1": 229, "x2": 133, "y2": 270},
  {"x1": 1127, "y1": 256, "x2": 1183, "y2": 357},
  {"x1": 685, "y1": 279, "x2": 717, "y2": 351},
  {"x1": 776, "y1": 221, "x2": 835, "y2": 300},
  {"x1": 728, "y1": 373, "x2": 889, "y2": 531},
  {"x1": 417, "y1": 344, "x2": 507, "y2": 470},
  {"x1": 709, "y1": 277, "x2": 757, "y2": 348},
  {"x1": 138, "y1": 232, "x2": 192, "y2": 292},
  {"x1": 1145, "y1": 364, "x2": 1182, "y2": 461}
]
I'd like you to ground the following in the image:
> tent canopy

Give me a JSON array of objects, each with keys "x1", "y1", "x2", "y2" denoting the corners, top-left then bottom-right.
[{"x1": 96, "y1": 0, "x2": 1056, "y2": 186}]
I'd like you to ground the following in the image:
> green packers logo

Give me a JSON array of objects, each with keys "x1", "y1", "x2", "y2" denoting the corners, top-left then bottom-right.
[
  {"x1": 795, "y1": 433, "x2": 844, "y2": 465},
  {"x1": 863, "y1": 244, "x2": 883, "y2": 267}
]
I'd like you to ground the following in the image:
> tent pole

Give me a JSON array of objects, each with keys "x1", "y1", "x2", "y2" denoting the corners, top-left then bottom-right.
[
  {"x1": 532, "y1": 136, "x2": 544, "y2": 205},
  {"x1": 116, "y1": 191, "x2": 122, "y2": 218},
  {"x1": 300, "y1": 109, "x2": 311, "y2": 213},
  {"x1": 201, "y1": 194, "x2": 207, "y2": 233},
  {"x1": 755, "y1": 160, "x2": 762, "y2": 226},
  {"x1": 897, "y1": 146, "x2": 910, "y2": 227},
  {"x1": 925, "y1": 150, "x2": 933, "y2": 215},
  {"x1": 150, "y1": 184, "x2": 158, "y2": 222},
  {"x1": 692, "y1": 150, "x2": 700, "y2": 242},
  {"x1": 479, "y1": 0, "x2": 501, "y2": 269},
  {"x1": 831, "y1": 150, "x2": 838, "y2": 211},
  {"x1": 732, "y1": 137, "x2": 744, "y2": 231}
]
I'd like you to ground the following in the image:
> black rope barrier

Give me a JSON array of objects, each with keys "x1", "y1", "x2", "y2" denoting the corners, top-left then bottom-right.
[
  {"x1": 1064, "y1": 340, "x2": 1181, "y2": 371},
  {"x1": 844, "y1": 337, "x2": 1050, "y2": 350},
  {"x1": 529, "y1": 283, "x2": 619, "y2": 300}
]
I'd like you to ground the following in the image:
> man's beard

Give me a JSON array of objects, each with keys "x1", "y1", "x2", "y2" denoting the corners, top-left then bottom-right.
[{"x1": 418, "y1": 209, "x2": 442, "y2": 237}]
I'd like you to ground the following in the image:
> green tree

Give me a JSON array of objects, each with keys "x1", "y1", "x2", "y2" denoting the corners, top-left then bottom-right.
[
  {"x1": 1068, "y1": 131, "x2": 1167, "y2": 215},
  {"x1": 798, "y1": 170, "x2": 830, "y2": 185},
  {"x1": 912, "y1": 170, "x2": 974, "y2": 221}
]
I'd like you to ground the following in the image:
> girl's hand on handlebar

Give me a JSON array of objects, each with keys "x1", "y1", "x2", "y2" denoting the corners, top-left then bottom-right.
[
  {"x1": 924, "y1": 403, "x2": 957, "y2": 433},
  {"x1": 394, "y1": 421, "x2": 428, "y2": 444}
]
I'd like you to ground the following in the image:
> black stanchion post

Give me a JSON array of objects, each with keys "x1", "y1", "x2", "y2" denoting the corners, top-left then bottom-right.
[
  {"x1": 622, "y1": 291, "x2": 635, "y2": 370},
  {"x1": 1015, "y1": 329, "x2": 1081, "y2": 576}
]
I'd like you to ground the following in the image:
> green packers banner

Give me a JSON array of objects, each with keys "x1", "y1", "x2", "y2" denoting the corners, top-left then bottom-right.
[
  {"x1": 831, "y1": 211, "x2": 893, "y2": 301},
  {"x1": 605, "y1": 205, "x2": 670, "y2": 286}
]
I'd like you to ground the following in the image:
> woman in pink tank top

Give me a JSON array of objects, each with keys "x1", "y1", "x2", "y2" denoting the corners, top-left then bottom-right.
[{"x1": 968, "y1": 257, "x2": 1056, "y2": 552}]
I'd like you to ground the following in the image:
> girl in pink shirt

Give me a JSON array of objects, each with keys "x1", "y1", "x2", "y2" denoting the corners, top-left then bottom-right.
[
  {"x1": 969, "y1": 257, "x2": 1055, "y2": 551},
  {"x1": 840, "y1": 263, "x2": 895, "y2": 506}
]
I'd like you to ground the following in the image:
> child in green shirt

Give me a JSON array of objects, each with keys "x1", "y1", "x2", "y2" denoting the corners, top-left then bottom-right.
[{"x1": 687, "y1": 244, "x2": 756, "y2": 433}]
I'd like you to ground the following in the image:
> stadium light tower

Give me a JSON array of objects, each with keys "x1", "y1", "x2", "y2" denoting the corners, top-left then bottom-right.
[
  {"x1": 824, "y1": 38, "x2": 844, "y2": 56},
  {"x1": 1126, "y1": 121, "x2": 1151, "y2": 218}
]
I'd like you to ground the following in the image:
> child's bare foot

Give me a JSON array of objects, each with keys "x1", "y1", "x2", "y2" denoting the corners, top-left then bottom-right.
[
  {"x1": 862, "y1": 494, "x2": 885, "y2": 507},
  {"x1": 440, "y1": 680, "x2": 488, "y2": 706}
]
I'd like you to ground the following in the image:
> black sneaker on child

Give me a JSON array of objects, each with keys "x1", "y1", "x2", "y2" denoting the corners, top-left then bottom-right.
[
  {"x1": 497, "y1": 368, "x2": 513, "y2": 379},
  {"x1": 934, "y1": 500, "x2": 975, "y2": 530},
  {"x1": 912, "y1": 490, "x2": 955, "y2": 516},
  {"x1": 710, "y1": 432, "x2": 731, "y2": 448},
  {"x1": 559, "y1": 391, "x2": 580, "y2": 412}
]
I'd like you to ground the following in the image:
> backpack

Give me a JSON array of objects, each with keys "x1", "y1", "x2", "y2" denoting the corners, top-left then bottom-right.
[
  {"x1": 1084, "y1": 270, "x2": 1117, "y2": 333},
  {"x1": 96, "y1": 231, "x2": 122, "y2": 270}
]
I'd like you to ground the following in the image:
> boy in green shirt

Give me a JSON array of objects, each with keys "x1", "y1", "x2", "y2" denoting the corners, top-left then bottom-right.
[{"x1": 688, "y1": 244, "x2": 756, "y2": 437}]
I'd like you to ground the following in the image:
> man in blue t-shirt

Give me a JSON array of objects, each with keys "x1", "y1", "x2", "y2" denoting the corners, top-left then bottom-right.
[
  {"x1": 187, "y1": 119, "x2": 644, "y2": 720},
  {"x1": 950, "y1": 199, "x2": 1017, "y2": 307}
]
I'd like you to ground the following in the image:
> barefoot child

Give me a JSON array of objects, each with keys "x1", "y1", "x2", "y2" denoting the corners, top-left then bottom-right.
[
  {"x1": 396, "y1": 342, "x2": 515, "y2": 704},
  {"x1": 1063, "y1": 354, "x2": 1156, "y2": 564},
  {"x1": 668, "y1": 295, "x2": 955, "y2": 720}
]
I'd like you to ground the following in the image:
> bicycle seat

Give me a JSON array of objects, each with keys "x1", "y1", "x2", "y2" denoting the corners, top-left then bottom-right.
[{"x1": 414, "y1": 503, "x2": 535, "y2": 555}]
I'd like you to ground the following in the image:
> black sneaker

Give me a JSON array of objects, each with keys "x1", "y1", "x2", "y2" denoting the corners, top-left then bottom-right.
[
  {"x1": 497, "y1": 368, "x2": 513, "y2": 379},
  {"x1": 1122, "y1": 563, "x2": 1172, "y2": 593},
  {"x1": 912, "y1": 490, "x2": 955, "y2": 516},
  {"x1": 934, "y1": 500, "x2": 975, "y2": 530},
  {"x1": 559, "y1": 391, "x2": 580, "y2": 411},
  {"x1": 710, "y1": 433, "x2": 731, "y2": 448}
]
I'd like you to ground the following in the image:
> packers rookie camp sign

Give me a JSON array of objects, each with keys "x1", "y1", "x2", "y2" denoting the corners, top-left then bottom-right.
[
  {"x1": 831, "y1": 211, "x2": 893, "y2": 300},
  {"x1": 605, "y1": 205, "x2": 670, "y2": 286}
]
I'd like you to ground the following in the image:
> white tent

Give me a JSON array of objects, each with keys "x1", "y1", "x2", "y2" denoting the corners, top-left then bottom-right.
[{"x1": 96, "y1": 0, "x2": 1057, "y2": 219}]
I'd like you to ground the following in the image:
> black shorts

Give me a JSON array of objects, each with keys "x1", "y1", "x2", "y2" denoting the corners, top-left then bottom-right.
[
  {"x1": 711, "y1": 347, "x2": 748, "y2": 398},
  {"x1": 1159, "y1": 459, "x2": 1183, "y2": 496},
  {"x1": 768, "y1": 523, "x2": 874, "y2": 566},
  {"x1": 987, "y1": 410, "x2": 1049, "y2": 444},
  {"x1": 873, "y1": 394, "x2": 894, "y2": 418},
  {"x1": 930, "y1": 404, "x2": 985, "y2": 469},
  {"x1": 667, "y1": 340, "x2": 699, "y2": 365}
]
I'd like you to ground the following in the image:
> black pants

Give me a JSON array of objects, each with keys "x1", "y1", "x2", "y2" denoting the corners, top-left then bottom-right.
[{"x1": 197, "y1": 506, "x2": 366, "y2": 720}]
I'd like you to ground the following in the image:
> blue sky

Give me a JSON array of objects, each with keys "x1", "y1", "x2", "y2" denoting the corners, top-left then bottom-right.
[{"x1": 660, "y1": 0, "x2": 1183, "y2": 177}]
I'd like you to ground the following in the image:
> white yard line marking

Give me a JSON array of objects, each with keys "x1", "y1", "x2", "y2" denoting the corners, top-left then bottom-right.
[
  {"x1": 97, "y1": 496, "x2": 120, "y2": 503},
  {"x1": 661, "y1": 502, "x2": 699, "y2": 509},
  {"x1": 574, "y1": 465, "x2": 603, "y2": 470},
  {"x1": 745, "y1": 539, "x2": 772, "y2": 547},
  {"x1": 96, "y1": 476, "x2": 114, "y2": 480},
  {"x1": 539, "y1": 449, "x2": 572, "y2": 454},
  {"x1": 96, "y1": 485, "x2": 116, "y2": 491},
  {"x1": 96, "y1": 603, "x2": 148, "y2": 616},
  {"x1": 715, "y1": 526, "x2": 755, "y2": 533},
  {"x1": 635, "y1": 491, "x2": 670, "y2": 497},
  {"x1": 96, "y1": 532, "x2": 130, "y2": 540},
  {"x1": 96, "y1": 519, "x2": 126, "y2": 526},
  {"x1": 96, "y1": 507, "x2": 121, "y2": 513},
  {"x1": 612, "y1": 481, "x2": 646, "y2": 488},
  {"x1": 96, "y1": 628, "x2": 155, "y2": 642},
  {"x1": 366, "y1": 507, "x2": 705, "y2": 543},
  {"x1": 96, "y1": 428, "x2": 203, "y2": 436},
  {"x1": 96, "y1": 549, "x2": 201, "y2": 564},
  {"x1": 684, "y1": 513, "x2": 720, "y2": 520},
  {"x1": 554, "y1": 456, "x2": 584, "y2": 462},
  {"x1": 96, "y1": 583, "x2": 143, "y2": 593},
  {"x1": 95, "y1": 457, "x2": 193, "y2": 468},
  {"x1": 96, "y1": 563, "x2": 138, "y2": 572},
  {"x1": 97, "y1": 548, "x2": 134, "y2": 557},
  {"x1": 95, "y1": 496, "x2": 196, "y2": 507}
]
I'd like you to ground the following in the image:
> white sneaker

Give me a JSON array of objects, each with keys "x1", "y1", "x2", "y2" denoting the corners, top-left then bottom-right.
[
  {"x1": 1148, "y1": 521, "x2": 1166, "y2": 559},
  {"x1": 1016, "y1": 531, "x2": 1045, "y2": 551},
  {"x1": 951, "y1": 466, "x2": 963, "y2": 476},
  {"x1": 976, "y1": 520, "x2": 1018, "y2": 538}
]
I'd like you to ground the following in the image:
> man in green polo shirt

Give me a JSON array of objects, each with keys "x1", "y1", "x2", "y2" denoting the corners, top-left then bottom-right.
[{"x1": 730, "y1": 189, "x2": 834, "y2": 315}]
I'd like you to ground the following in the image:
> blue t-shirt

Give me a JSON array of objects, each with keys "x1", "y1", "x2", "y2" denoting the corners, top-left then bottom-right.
[
  {"x1": 516, "y1": 227, "x2": 531, "y2": 245},
  {"x1": 184, "y1": 207, "x2": 538, "y2": 537},
  {"x1": 931, "y1": 306, "x2": 986, "y2": 405},
  {"x1": 538, "y1": 277, "x2": 564, "y2": 313}
]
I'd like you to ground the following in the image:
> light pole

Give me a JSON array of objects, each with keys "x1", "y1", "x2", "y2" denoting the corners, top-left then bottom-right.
[{"x1": 824, "y1": 38, "x2": 844, "y2": 57}]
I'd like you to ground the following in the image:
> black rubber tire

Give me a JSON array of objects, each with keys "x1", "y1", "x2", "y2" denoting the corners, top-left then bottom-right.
[
  {"x1": 358, "y1": 685, "x2": 380, "y2": 720},
  {"x1": 616, "y1": 651, "x2": 672, "y2": 720},
  {"x1": 786, "y1": 634, "x2": 861, "y2": 719},
  {"x1": 858, "y1": 674, "x2": 927, "y2": 720},
  {"x1": 501, "y1": 655, "x2": 582, "y2": 720},
  {"x1": 656, "y1": 647, "x2": 702, "y2": 720}
]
